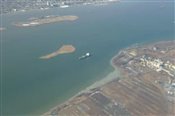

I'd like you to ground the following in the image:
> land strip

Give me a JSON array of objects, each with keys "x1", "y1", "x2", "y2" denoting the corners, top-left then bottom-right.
[
  {"x1": 40, "y1": 45, "x2": 76, "y2": 60},
  {"x1": 13, "y1": 15, "x2": 78, "y2": 27}
]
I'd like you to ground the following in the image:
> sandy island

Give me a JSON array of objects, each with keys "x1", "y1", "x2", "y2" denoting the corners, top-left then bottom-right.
[
  {"x1": 40, "y1": 45, "x2": 76, "y2": 59},
  {"x1": 14, "y1": 15, "x2": 78, "y2": 27}
]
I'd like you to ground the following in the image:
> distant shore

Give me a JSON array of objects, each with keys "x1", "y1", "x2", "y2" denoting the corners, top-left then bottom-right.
[
  {"x1": 1, "y1": 0, "x2": 120, "y2": 15},
  {"x1": 13, "y1": 15, "x2": 79, "y2": 27}
]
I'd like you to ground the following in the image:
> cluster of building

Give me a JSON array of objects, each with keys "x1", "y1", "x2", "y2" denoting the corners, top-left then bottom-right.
[
  {"x1": 139, "y1": 55, "x2": 175, "y2": 78},
  {"x1": 137, "y1": 55, "x2": 175, "y2": 100},
  {"x1": 123, "y1": 47, "x2": 175, "y2": 97},
  {"x1": 1, "y1": 0, "x2": 119, "y2": 14}
]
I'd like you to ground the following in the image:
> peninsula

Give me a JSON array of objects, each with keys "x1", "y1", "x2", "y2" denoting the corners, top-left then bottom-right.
[
  {"x1": 40, "y1": 45, "x2": 76, "y2": 60},
  {"x1": 43, "y1": 40, "x2": 175, "y2": 116},
  {"x1": 13, "y1": 15, "x2": 78, "y2": 27}
]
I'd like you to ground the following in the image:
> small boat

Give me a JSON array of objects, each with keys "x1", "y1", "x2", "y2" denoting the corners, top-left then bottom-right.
[
  {"x1": 79, "y1": 53, "x2": 91, "y2": 60},
  {"x1": 60, "y1": 5, "x2": 69, "y2": 8}
]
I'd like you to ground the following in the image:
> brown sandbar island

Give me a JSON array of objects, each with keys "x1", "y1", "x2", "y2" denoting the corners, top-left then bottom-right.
[
  {"x1": 40, "y1": 45, "x2": 76, "y2": 60},
  {"x1": 13, "y1": 15, "x2": 78, "y2": 27}
]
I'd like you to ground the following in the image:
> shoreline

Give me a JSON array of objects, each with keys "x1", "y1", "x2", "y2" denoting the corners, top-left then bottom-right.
[
  {"x1": 110, "y1": 40, "x2": 175, "y2": 68},
  {"x1": 43, "y1": 67, "x2": 120, "y2": 115}
]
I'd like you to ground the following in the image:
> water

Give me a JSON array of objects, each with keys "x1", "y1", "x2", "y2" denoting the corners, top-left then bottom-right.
[{"x1": 1, "y1": 1, "x2": 174, "y2": 115}]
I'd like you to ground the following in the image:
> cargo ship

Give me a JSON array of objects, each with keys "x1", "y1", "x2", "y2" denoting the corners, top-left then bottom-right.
[{"x1": 79, "y1": 53, "x2": 91, "y2": 60}]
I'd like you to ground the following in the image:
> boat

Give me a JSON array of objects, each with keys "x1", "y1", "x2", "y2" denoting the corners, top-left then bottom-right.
[
  {"x1": 79, "y1": 53, "x2": 91, "y2": 60},
  {"x1": 60, "y1": 5, "x2": 69, "y2": 8}
]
